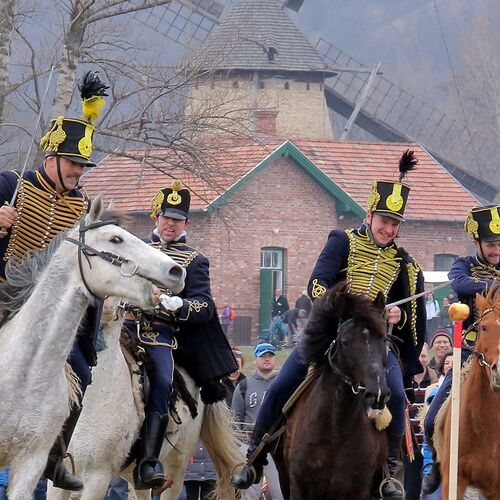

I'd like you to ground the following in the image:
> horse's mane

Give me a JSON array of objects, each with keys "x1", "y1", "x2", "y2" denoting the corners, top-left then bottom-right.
[
  {"x1": 482, "y1": 284, "x2": 500, "y2": 309},
  {"x1": 299, "y1": 283, "x2": 387, "y2": 367},
  {"x1": 0, "y1": 210, "x2": 127, "y2": 323}
]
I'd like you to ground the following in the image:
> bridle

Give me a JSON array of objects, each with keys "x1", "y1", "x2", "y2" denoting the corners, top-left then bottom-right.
[
  {"x1": 325, "y1": 318, "x2": 367, "y2": 395},
  {"x1": 66, "y1": 217, "x2": 141, "y2": 299},
  {"x1": 468, "y1": 306, "x2": 498, "y2": 370}
]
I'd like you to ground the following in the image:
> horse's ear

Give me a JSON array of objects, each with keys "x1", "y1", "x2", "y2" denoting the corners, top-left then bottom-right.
[
  {"x1": 87, "y1": 194, "x2": 104, "y2": 223},
  {"x1": 373, "y1": 291, "x2": 386, "y2": 312},
  {"x1": 106, "y1": 198, "x2": 115, "y2": 211},
  {"x1": 475, "y1": 292, "x2": 486, "y2": 316}
]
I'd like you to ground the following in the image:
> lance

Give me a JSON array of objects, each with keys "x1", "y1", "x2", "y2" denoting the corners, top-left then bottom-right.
[
  {"x1": 448, "y1": 302, "x2": 469, "y2": 500},
  {"x1": 0, "y1": 66, "x2": 55, "y2": 237}
]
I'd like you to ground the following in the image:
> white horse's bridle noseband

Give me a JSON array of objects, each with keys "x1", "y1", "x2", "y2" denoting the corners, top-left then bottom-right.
[{"x1": 66, "y1": 218, "x2": 141, "y2": 299}]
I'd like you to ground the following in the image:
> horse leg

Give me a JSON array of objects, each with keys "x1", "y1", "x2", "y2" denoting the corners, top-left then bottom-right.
[
  {"x1": 7, "y1": 454, "x2": 47, "y2": 500},
  {"x1": 46, "y1": 482, "x2": 71, "y2": 500},
  {"x1": 77, "y1": 469, "x2": 114, "y2": 500}
]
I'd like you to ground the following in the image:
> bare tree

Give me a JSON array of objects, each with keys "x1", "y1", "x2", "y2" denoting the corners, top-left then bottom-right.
[
  {"x1": 0, "y1": 0, "x2": 16, "y2": 120},
  {"x1": 442, "y1": 17, "x2": 500, "y2": 184},
  {"x1": 0, "y1": 4, "x2": 257, "y2": 187}
]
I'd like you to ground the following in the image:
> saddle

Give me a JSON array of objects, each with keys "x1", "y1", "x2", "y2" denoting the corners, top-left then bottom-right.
[{"x1": 119, "y1": 327, "x2": 199, "y2": 423}]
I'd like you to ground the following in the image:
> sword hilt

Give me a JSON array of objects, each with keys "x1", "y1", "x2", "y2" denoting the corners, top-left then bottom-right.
[{"x1": 0, "y1": 201, "x2": 13, "y2": 238}]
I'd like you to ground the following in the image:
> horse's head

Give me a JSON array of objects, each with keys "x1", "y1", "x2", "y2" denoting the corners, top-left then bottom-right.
[
  {"x1": 66, "y1": 195, "x2": 186, "y2": 308},
  {"x1": 475, "y1": 286, "x2": 500, "y2": 391},
  {"x1": 301, "y1": 284, "x2": 390, "y2": 414}
]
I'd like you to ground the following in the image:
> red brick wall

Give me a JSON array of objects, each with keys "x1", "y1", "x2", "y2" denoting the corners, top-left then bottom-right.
[{"x1": 126, "y1": 157, "x2": 472, "y2": 342}]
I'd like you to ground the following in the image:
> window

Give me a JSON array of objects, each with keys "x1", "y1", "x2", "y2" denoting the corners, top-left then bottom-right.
[
  {"x1": 261, "y1": 247, "x2": 286, "y2": 291},
  {"x1": 261, "y1": 248, "x2": 283, "y2": 269},
  {"x1": 434, "y1": 253, "x2": 458, "y2": 271}
]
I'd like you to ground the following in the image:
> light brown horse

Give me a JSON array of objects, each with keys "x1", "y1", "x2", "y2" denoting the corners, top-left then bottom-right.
[{"x1": 440, "y1": 286, "x2": 500, "y2": 499}]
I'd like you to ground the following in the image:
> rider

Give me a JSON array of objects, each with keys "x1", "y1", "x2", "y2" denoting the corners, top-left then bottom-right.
[
  {"x1": 231, "y1": 150, "x2": 426, "y2": 499},
  {"x1": 124, "y1": 180, "x2": 237, "y2": 490},
  {"x1": 0, "y1": 72, "x2": 108, "y2": 492},
  {"x1": 422, "y1": 204, "x2": 500, "y2": 494}
]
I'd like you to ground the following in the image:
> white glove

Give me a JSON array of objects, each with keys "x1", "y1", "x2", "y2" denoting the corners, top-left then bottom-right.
[{"x1": 159, "y1": 294, "x2": 183, "y2": 313}]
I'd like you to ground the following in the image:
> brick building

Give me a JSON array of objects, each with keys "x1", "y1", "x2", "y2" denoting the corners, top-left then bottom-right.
[
  {"x1": 82, "y1": 139, "x2": 478, "y2": 342},
  {"x1": 82, "y1": 0, "x2": 481, "y2": 342}
]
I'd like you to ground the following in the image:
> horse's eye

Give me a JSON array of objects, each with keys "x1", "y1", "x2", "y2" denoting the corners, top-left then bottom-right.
[
  {"x1": 481, "y1": 324, "x2": 487, "y2": 332},
  {"x1": 110, "y1": 236, "x2": 123, "y2": 244}
]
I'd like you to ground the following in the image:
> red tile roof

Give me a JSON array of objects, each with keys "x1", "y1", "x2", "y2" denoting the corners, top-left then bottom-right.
[{"x1": 82, "y1": 138, "x2": 478, "y2": 221}]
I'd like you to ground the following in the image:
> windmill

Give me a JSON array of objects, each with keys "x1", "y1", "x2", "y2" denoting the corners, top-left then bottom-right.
[{"x1": 133, "y1": 0, "x2": 497, "y2": 202}]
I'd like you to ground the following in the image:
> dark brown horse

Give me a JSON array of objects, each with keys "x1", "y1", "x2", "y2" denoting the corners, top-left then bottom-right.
[
  {"x1": 272, "y1": 286, "x2": 390, "y2": 500},
  {"x1": 440, "y1": 286, "x2": 500, "y2": 500}
]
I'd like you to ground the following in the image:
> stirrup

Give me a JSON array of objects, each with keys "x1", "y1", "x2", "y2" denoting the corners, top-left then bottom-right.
[
  {"x1": 231, "y1": 463, "x2": 262, "y2": 489},
  {"x1": 379, "y1": 476, "x2": 405, "y2": 499},
  {"x1": 134, "y1": 458, "x2": 165, "y2": 490}
]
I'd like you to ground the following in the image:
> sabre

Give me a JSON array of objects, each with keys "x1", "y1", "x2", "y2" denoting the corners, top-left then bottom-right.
[
  {"x1": 0, "y1": 66, "x2": 55, "y2": 237},
  {"x1": 385, "y1": 280, "x2": 452, "y2": 310}
]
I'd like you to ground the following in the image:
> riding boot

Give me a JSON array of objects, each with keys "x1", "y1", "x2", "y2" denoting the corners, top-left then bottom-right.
[
  {"x1": 133, "y1": 411, "x2": 169, "y2": 490},
  {"x1": 421, "y1": 443, "x2": 441, "y2": 495},
  {"x1": 231, "y1": 420, "x2": 271, "y2": 490},
  {"x1": 380, "y1": 433, "x2": 405, "y2": 499},
  {"x1": 43, "y1": 406, "x2": 84, "y2": 491}
]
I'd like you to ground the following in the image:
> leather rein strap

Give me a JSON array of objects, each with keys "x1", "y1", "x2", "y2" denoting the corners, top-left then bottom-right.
[{"x1": 66, "y1": 218, "x2": 139, "y2": 299}]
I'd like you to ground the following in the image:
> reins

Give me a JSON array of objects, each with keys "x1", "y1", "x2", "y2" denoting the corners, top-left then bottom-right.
[
  {"x1": 66, "y1": 218, "x2": 141, "y2": 299},
  {"x1": 325, "y1": 318, "x2": 366, "y2": 395},
  {"x1": 468, "y1": 306, "x2": 498, "y2": 371}
]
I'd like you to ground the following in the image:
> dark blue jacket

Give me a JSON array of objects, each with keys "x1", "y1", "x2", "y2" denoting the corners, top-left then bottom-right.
[
  {"x1": 448, "y1": 255, "x2": 500, "y2": 330},
  {"x1": 307, "y1": 225, "x2": 426, "y2": 378},
  {"x1": 0, "y1": 166, "x2": 87, "y2": 279},
  {"x1": 184, "y1": 443, "x2": 217, "y2": 482},
  {"x1": 149, "y1": 233, "x2": 237, "y2": 384}
]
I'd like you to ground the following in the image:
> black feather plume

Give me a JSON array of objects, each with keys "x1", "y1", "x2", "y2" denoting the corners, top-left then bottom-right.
[
  {"x1": 78, "y1": 71, "x2": 109, "y2": 99},
  {"x1": 399, "y1": 149, "x2": 418, "y2": 181}
]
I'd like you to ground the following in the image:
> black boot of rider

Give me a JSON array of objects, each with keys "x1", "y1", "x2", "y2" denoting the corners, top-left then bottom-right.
[
  {"x1": 44, "y1": 406, "x2": 84, "y2": 492},
  {"x1": 133, "y1": 411, "x2": 169, "y2": 490},
  {"x1": 421, "y1": 444, "x2": 441, "y2": 495},
  {"x1": 231, "y1": 421, "x2": 271, "y2": 490},
  {"x1": 380, "y1": 433, "x2": 405, "y2": 500}
]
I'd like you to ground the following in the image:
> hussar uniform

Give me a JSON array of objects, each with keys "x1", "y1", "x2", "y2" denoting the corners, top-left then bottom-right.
[
  {"x1": 125, "y1": 181, "x2": 237, "y2": 490},
  {"x1": 0, "y1": 71, "x2": 108, "y2": 493},
  {"x1": 232, "y1": 151, "x2": 426, "y2": 500},
  {"x1": 422, "y1": 204, "x2": 500, "y2": 495}
]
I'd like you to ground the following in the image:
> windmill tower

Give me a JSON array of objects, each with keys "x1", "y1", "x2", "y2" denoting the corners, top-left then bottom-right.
[
  {"x1": 134, "y1": 0, "x2": 497, "y2": 201},
  {"x1": 185, "y1": 0, "x2": 335, "y2": 139}
]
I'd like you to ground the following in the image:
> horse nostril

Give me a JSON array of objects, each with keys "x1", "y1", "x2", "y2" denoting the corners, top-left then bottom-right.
[{"x1": 169, "y1": 265, "x2": 184, "y2": 277}]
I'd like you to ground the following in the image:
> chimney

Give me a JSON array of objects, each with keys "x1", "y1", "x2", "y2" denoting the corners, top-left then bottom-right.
[{"x1": 254, "y1": 110, "x2": 278, "y2": 136}]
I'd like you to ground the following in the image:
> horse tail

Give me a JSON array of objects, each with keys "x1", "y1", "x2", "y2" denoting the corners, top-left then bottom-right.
[
  {"x1": 200, "y1": 401, "x2": 245, "y2": 500},
  {"x1": 64, "y1": 361, "x2": 82, "y2": 407}
]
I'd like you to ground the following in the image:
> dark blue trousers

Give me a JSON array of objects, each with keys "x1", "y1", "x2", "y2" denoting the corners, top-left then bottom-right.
[
  {"x1": 67, "y1": 342, "x2": 92, "y2": 397},
  {"x1": 424, "y1": 350, "x2": 470, "y2": 444},
  {"x1": 386, "y1": 351, "x2": 406, "y2": 435},
  {"x1": 124, "y1": 320, "x2": 174, "y2": 414}
]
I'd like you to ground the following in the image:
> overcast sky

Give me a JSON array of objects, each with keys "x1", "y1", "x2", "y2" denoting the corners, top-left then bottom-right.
[{"x1": 288, "y1": 0, "x2": 499, "y2": 100}]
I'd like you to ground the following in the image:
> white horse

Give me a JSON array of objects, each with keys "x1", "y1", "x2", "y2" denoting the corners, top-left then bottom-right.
[
  {"x1": 0, "y1": 196, "x2": 186, "y2": 500},
  {"x1": 48, "y1": 298, "x2": 244, "y2": 500}
]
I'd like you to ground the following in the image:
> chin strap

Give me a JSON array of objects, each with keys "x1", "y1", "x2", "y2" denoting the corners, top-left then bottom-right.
[{"x1": 56, "y1": 156, "x2": 70, "y2": 192}]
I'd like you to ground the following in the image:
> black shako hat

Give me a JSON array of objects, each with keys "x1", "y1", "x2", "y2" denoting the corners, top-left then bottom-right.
[
  {"x1": 465, "y1": 205, "x2": 500, "y2": 242},
  {"x1": 39, "y1": 71, "x2": 109, "y2": 168},
  {"x1": 151, "y1": 180, "x2": 191, "y2": 220},
  {"x1": 366, "y1": 149, "x2": 418, "y2": 222}
]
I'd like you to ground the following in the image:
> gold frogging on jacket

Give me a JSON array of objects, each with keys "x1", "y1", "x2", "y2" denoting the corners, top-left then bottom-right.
[{"x1": 311, "y1": 279, "x2": 327, "y2": 299}]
